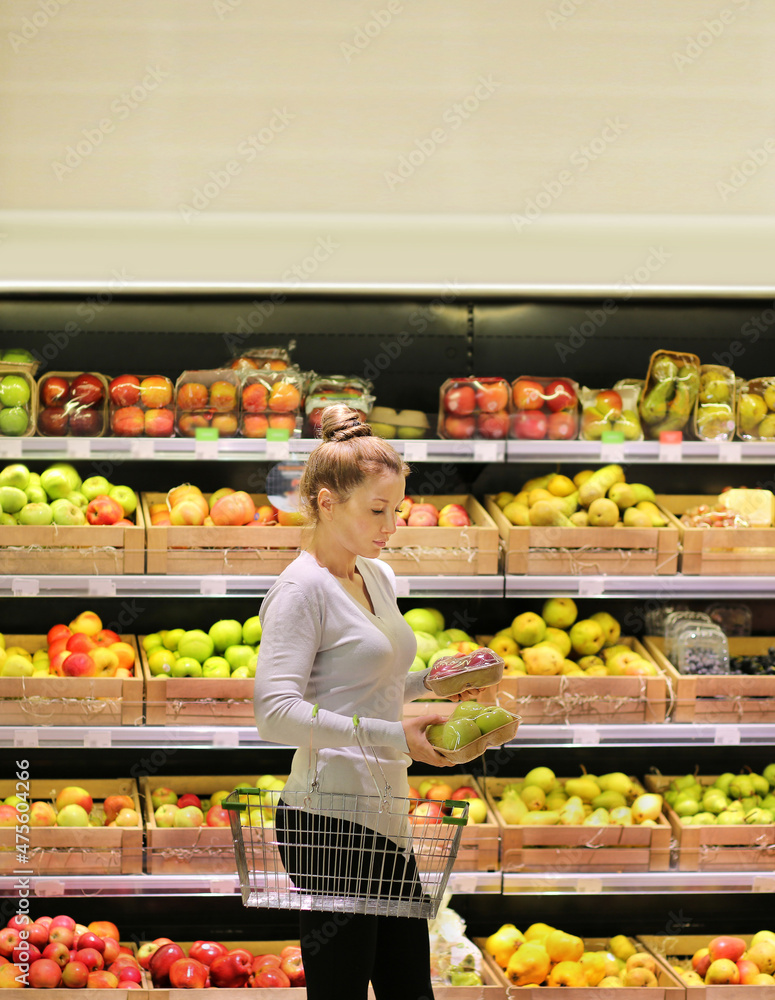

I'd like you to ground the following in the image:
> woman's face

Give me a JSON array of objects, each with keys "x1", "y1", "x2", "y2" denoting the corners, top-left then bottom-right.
[{"x1": 322, "y1": 470, "x2": 406, "y2": 560}]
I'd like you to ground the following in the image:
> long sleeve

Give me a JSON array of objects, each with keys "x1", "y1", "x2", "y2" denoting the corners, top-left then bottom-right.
[
  {"x1": 253, "y1": 581, "x2": 409, "y2": 753},
  {"x1": 404, "y1": 668, "x2": 431, "y2": 703}
]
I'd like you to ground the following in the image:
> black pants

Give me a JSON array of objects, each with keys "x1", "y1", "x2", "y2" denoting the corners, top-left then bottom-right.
[{"x1": 276, "y1": 802, "x2": 435, "y2": 1000}]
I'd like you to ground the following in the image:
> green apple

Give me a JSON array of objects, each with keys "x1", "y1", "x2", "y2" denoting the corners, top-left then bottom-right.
[
  {"x1": 170, "y1": 657, "x2": 203, "y2": 678},
  {"x1": 403, "y1": 608, "x2": 443, "y2": 634},
  {"x1": 0, "y1": 512, "x2": 16, "y2": 525},
  {"x1": 18, "y1": 503, "x2": 53, "y2": 526},
  {"x1": 450, "y1": 701, "x2": 486, "y2": 721},
  {"x1": 441, "y1": 718, "x2": 482, "y2": 750},
  {"x1": 56, "y1": 804, "x2": 90, "y2": 827},
  {"x1": 0, "y1": 407, "x2": 29, "y2": 436},
  {"x1": 475, "y1": 707, "x2": 513, "y2": 735},
  {"x1": 177, "y1": 629, "x2": 214, "y2": 663},
  {"x1": 242, "y1": 615, "x2": 262, "y2": 645},
  {"x1": 41, "y1": 463, "x2": 81, "y2": 497},
  {"x1": 409, "y1": 655, "x2": 426, "y2": 672},
  {"x1": 414, "y1": 631, "x2": 440, "y2": 664},
  {"x1": 147, "y1": 647, "x2": 176, "y2": 676},
  {"x1": 230, "y1": 666, "x2": 251, "y2": 679},
  {"x1": 0, "y1": 486, "x2": 27, "y2": 513},
  {"x1": 209, "y1": 619, "x2": 243, "y2": 652},
  {"x1": 142, "y1": 633, "x2": 164, "y2": 652},
  {"x1": 66, "y1": 490, "x2": 88, "y2": 510},
  {"x1": 162, "y1": 628, "x2": 186, "y2": 651},
  {"x1": 25, "y1": 484, "x2": 47, "y2": 504},
  {"x1": 109, "y1": 485, "x2": 137, "y2": 517},
  {"x1": 439, "y1": 628, "x2": 473, "y2": 644},
  {"x1": 50, "y1": 499, "x2": 87, "y2": 525},
  {"x1": 0, "y1": 463, "x2": 30, "y2": 491},
  {"x1": 224, "y1": 644, "x2": 254, "y2": 671},
  {"x1": 174, "y1": 805, "x2": 204, "y2": 827},
  {"x1": 154, "y1": 803, "x2": 179, "y2": 827},
  {"x1": 397, "y1": 426, "x2": 424, "y2": 439},
  {"x1": 202, "y1": 659, "x2": 231, "y2": 679},
  {"x1": 81, "y1": 476, "x2": 112, "y2": 502},
  {"x1": 1, "y1": 349, "x2": 34, "y2": 364},
  {"x1": 1, "y1": 655, "x2": 34, "y2": 677},
  {"x1": 0, "y1": 376, "x2": 31, "y2": 407}
]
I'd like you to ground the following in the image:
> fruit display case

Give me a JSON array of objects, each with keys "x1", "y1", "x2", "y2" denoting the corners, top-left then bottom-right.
[
  {"x1": 0, "y1": 634, "x2": 142, "y2": 727},
  {"x1": 0, "y1": 777, "x2": 143, "y2": 876},
  {"x1": 410, "y1": 775, "x2": 501, "y2": 873},
  {"x1": 643, "y1": 636, "x2": 775, "y2": 724}
]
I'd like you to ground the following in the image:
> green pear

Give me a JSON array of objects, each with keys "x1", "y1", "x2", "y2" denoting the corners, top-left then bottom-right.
[
  {"x1": 729, "y1": 775, "x2": 754, "y2": 799},
  {"x1": 674, "y1": 799, "x2": 700, "y2": 818},
  {"x1": 523, "y1": 766, "x2": 556, "y2": 792},
  {"x1": 564, "y1": 777, "x2": 602, "y2": 802},
  {"x1": 674, "y1": 784, "x2": 703, "y2": 802},
  {"x1": 745, "y1": 808, "x2": 774, "y2": 824},
  {"x1": 701, "y1": 790, "x2": 729, "y2": 814},
  {"x1": 672, "y1": 773, "x2": 700, "y2": 791},
  {"x1": 545, "y1": 792, "x2": 568, "y2": 811},
  {"x1": 609, "y1": 806, "x2": 633, "y2": 826},
  {"x1": 583, "y1": 807, "x2": 610, "y2": 826},
  {"x1": 558, "y1": 796, "x2": 585, "y2": 826},
  {"x1": 597, "y1": 772, "x2": 636, "y2": 797},
  {"x1": 519, "y1": 810, "x2": 560, "y2": 825},
  {"x1": 716, "y1": 810, "x2": 744, "y2": 825},
  {"x1": 498, "y1": 796, "x2": 528, "y2": 825},
  {"x1": 741, "y1": 795, "x2": 761, "y2": 812},
  {"x1": 592, "y1": 790, "x2": 627, "y2": 811},
  {"x1": 762, "y1": 763, "x2": 775, "y2": 788},
  {"x1": 750, "y1": 773, "x2": 769, "y2": 796},
  {"x1": 713, "y1": 772, "x2": 736, "y2": 794},
  {"x1": 691, "y1": 812, "x2": 717, "y2": 826}
]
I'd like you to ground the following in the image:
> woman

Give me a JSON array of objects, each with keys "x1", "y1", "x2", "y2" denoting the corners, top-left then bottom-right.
[{"x1": 254, "y1": 403, "x2": 458, "y2": 1000}]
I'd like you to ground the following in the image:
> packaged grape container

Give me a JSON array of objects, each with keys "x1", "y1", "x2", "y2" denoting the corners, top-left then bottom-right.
[
  {"x1": 437, "y1": 377, "x2": 511, "y2": 441},
  {"x1": 579, "y1": 382, "x2": 642, "y2": 441},
  {"x1": 426, "y1": 647, "x2": 504, "y2": 697},
  {"x1": 304, "y1": 374, "x2": 374, "y2": 437},
  {"x1": 37, "y1": 371, "x2": 109, "y2": 438},
  {"x1": 737, "y1": 376, "x2": 775, "y2": 440},
  {"x1": 509, "y1": 376, "x2": 579, "y2": 441},
  {"x1": 241, "y1": 368, "x2": 305, "y2": 439},
  {"x1": 638, "y1": 350, "x2": 701, "y2": 440},
  {"x1": 693, "y1": 364, "x2": 736, "y2": 441},
  {"x1": 0, "y1": 365, "x2": 37, "y2": 437},
  {"x1": 174, "y1": 369, "x2": 241, "y2": 438},
  {"x1": 107, "y1": 374, "x2": 176, "y2": 437}
]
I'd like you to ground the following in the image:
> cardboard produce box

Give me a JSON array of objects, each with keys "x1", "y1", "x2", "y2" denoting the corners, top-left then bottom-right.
[
  {"x1": 0, "y1": 634, "x2": 143, "y2": 727},
  {"x1": 0, "y1": 777, "x2": 142, "y2": 876},
  {"x1": 140, "y1": 638, "x2": 255, "y2": 727},
  {"x1": 381, "y1": 495, "x2": 499, "y2": 576},
  {"x1": 142, "y1": 492, "x2": 303, "y2": 575},
  {"x1": 485, "y1": 495, "x2": 679, "y2": 577},
  {"x1": 644, "y1": 773, "x2": 775, "y2": 871},
  {"x1": 485, "y1": 776, "x2": 671, "y2": 873},
  {"x1": 643, "y1": 635, "x2": 775, "y2": 724}
]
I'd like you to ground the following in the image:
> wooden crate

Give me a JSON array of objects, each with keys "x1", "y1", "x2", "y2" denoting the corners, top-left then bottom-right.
[
  {"x1": 0, "y1": 778, "x2": 143, "y2": 875},
  {"x1": 381, "y1": 496, "x2": 499, "y2": 576},
  {"x1": 639, "y1": 935, "x2": 771, "y2": 998},
  {"x1": 485, "y1": 495, "x2": 679, "y2": 576},
  {"x1": 479, "y1": 936, "x2": 684, "y2": 997},
  {"x1": 0, "y1": 501, "x2": 145, "y2": 575},
  {"x1": 490, "y1": 637, "x2": 669, "y2": 725},
  {"x1": 142, "y1": 492, "x2": 304, "y2": 575},
  {"x1": 644, "y1": 773, "x2": 775, "y2": 871},
  {"x1": 0, "y1": 635, "x2": 143, "y2": 727},
  {"x1": 410, "y1": 774, "x2": 500, "y2": 872},
  {"x1": 141, "y1": 775, "x2": 284, "y2": 875},
  {"x1": 0, "y1": 942, "x2": 149, "y2": 998},
  {"x1": 643, "y1": 635, "x2": 775, "y2": 724},
  {"x1": 659, "y1": 493, "x2": 775, "y2": 575},
  {"x1": 485, "y1": 776, "x2": 671, "y2": 873},
  {"x1": 140, "y1": 639, "x2": 255, "y2": 727}
]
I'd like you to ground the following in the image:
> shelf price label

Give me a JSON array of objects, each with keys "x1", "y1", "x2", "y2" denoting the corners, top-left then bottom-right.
[
  {"x1": 394, "y1": 577, "x2": 411, "y2": 597},
  {"x1": 578, "y1": 577, "x2": 605, "y2": 597},
  {"x1": 575, "y1": 877, "x2": 603, "y2": 894},
  {"x1": 599, "y1": 442, "x2": 625, "y2": 463},
  {"x1": 11, "y1": 578, "x2": 39, "y2": 597},
  {"x1": 718, "y1": 442, "x2": 742, "y2": 463},
  {"x1": 473, "y1": 440, "x2": 504, "y2": 463},
  {"x1": 0, "y1": 439, "x2": 22, "y2": 460},
  {"x1": 84, "y1": 730, "x2": 111, "y2": 748},
  {"x1": 130, "y1": 439, "x2": 155, "y2": 459},
  {"x1": 212, "y1": 730, "x2": 239, "y2": 747},
  {"x1": 572, "y1": 726, "x2": 600, "y2": 746},
  {"x1": 66, "y1": 438, "x2": 91, "y2": 459},
  {"x1": 403, "y1": 441, "x2": 428, "y2": 462},
  {"x1": 200, "y1": 578, "x2": 228, "y2": 595},
  {"x1": 88, "y1": 578, "x2": 116, "y2": 597},
  {"x1": 714, "y1": 725, "x2": 740, "y2": 745},
  {"x1": 35, "y1": 880, "x2": 65, "y2": 897},
  {"x1": 14, "y1": 729, "x2": 38, "y2": 748},
  {"x1": 753, "y1": 876, "x2": 775, "y2": 893},
  {"x1": 209, "y1": 878, "x2": 237, "y2": 894}
]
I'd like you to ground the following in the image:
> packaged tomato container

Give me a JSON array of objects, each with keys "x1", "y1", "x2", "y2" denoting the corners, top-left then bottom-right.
[
  {"x1": 107, "y1": 374, "x2": 176, "y2": 437},
  {"x1": 509, "y1": 377, "x2": 579, "y2": 440},
  {"x1": 303, "y1": 374, "x2": 374, "y2": 438},
  {"x1": 437, "y1": 377, "x2": 511, "y2": 440},
  {"x1": 579, "y1": 382, "x2": 643, "y2": 441},
  {"x1": 737, "y1": 376, "x2": 775, "y2": 440},
  {"x1": 174, "y1": 369, "x2": 241, "y2": 438},
  {"x1": 37, "y1": 371, "x2": 109, "y2": 437},
  {"x1": 241, "y1": 369, "x2": 305, "y2": 439}
]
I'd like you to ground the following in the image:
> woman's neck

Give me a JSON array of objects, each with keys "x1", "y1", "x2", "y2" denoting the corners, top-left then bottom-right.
[{"x1": 305, "y1": 530, "x2": 357, "y2": 580}]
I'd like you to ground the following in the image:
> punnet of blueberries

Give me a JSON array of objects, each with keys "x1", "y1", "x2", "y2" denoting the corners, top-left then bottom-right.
[{"x1": 679, "y1": 647, "x2": 775, "y2": 676}]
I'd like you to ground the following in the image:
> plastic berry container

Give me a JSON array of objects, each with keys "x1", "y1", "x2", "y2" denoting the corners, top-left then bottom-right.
[
  {"x1": 426, "y1": 647, "x2": 505, "y2": 697},
  {"x1": 509, "y1": 376, "x2": 579, "y2": 441},
  {"x1": 437, "y1": 377, "x2": 511, "y2": 440}
]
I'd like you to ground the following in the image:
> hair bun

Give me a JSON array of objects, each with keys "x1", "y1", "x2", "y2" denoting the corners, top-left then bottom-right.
[{"x1": 320, "y1": 403, "x2": 373, "y2": 444}]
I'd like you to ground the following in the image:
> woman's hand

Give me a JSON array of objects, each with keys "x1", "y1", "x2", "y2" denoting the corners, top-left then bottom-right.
[
  {"x1": 446, "y1": 686, "x2": 491, "y2": 703},
  {"x1": 402, "y1": 714, "x2": 455, "y2": 767}
]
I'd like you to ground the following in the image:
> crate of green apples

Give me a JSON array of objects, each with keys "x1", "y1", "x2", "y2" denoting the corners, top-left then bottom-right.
[
  {"x1": 486, "y1": 767, "x2": 671, "y2": 873},
  {"x1": 141, "y1": 615, "x2": 262, "y2": 726},
  {"x1": 481, "y1": 599, "x2": 669, "y2": 725},
  {"x1": 141, "y1": 774, "x2": 286, "y2": 875},
  {"x1": 644, "y1": 769, "x2": 775, "y2": 871}
]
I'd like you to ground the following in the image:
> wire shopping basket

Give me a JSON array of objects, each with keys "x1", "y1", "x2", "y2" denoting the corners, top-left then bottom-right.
[{"x1": 224, "y1": 712, "x2": 467, "y2": 920}]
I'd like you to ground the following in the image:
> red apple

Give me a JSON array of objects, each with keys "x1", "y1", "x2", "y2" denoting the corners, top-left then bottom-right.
[
  {"x1": 242, "y1": 382, "x2": 269, "y2": 412},
  {"x1": 474, "y1": 380, "x2": 509, "y2": 413},
  {"x1": 209, "y1": 951, "x2": 252, "y2": 988},
  {"x1": 92, "y1": 629, "x2": 121, "y2": 646},
  {"x1": 38, "y1": 407, "x2": 69, "y2": 435},
  {"x1": 188, "y1": 940, "x2": 228, "y2": 967},
  {"x1": 692, "y1": 948, "x2": 711, "y2": 978},
  {"x1": 280, "y1": 952, "x2": 305, "y2": 987},
  {"x1": 242, "y1": 413, "x2": 269, "y2": 438},
  {"x1": 62, "y1": 652, "x2": 97, "y2": 677},
  {"x1": 177, "y1": 382, "x2": 209, "y2": 410},
  {"x1": 108, "y1": 375, "x2": 141, "y2": 407},
  {"x1": 177, "y1": 412, "x2": 211, "y2": 436},
  {"x1": 0, "y1": 928, "x2": 20, "y2": 958},
  {"x1": 40, "y1": 376, "x2": 70, "y2": 407},
  {"x1": 110, "y1": 963, "x2": 142, "y2": 983},
  {"x1": 140, "y1": 376, "x2": 174, "y2": 408},
  {"x1": 512, "y1": 378, "x2": 546, "y2": 410},
  {"x1": 251, "y1": 966, "x2": 291, "y2": 988},
  {"x1": 86, "y1": 970, "x2": 119, "y2": 989},
  {"x1": 450, "y1": 786, "x2": 480, "y2": 800},
  {"x1": 76, "y1": 931, "x2": 105, "y2": 953},
  {"x1": 36, "y1": 917, "x2": 54, "y2": 931},
  {"x1": 111, "y1": 406, "x2": 145, "y2": 436},
  {"x1": 510, "y1": 410, "x2": 548, "y2": 439},
  {"x1": 75, "y1": 947, "x2": 104, "y2": 971},
  {"x1": 477, "y1": 410, "x2": 509, "y2": 439},
  {"x1": 66, "y1": 632, "x2": 97, "y2": 654},
  {"x1": 144, "y1": 407, "x2": 175, "y2": 437},
  {"x1": 69, "y1": 373, "x2": 104, "y2": 407},
  {"x1": 26, "y1": 922, "x2": 49, "y2": 950},
  {"x1": 12, "y1": 943, "x2": 41, "y2": 965},
  {"x1": 252, "y1": 954, "x2": 282, "y2": 971},
  {"x1": 5, "y1": 916, "x2": 29, "y2": 934},
  {"x1": 48, "y1": 927, "x2": 75, "y2": 949},
  {"x1": 708, "y1": 936, "x2": 747, "y2": 964},
  {"x1": 149, "y1": 942, "x2": 186, "y2": 987},
  {"x1": 596, "y1": 389, "x2": 623, "y2": 417},
  {"x1": 28, "y1": 958, "x2": 62, "y2": 989},
  {"x1": 545, "y1": 378, "x2": 576, "y2": 412},
  {"x1": 176, "y1": 793, "x2": 202, "y2": 810},
  {"x1": 69, "y1": 408, "x2": 103, "y2": 435},
  {"x1": 547, "y1": 410, "x2": 577, "y2": 440},
  {"x1": 411, "y1": 801, "x2": 443, "y2": 824},
  {"x1": 86, "y1": 495, "x2": 124, "y2": 525},
  {"x1": 738, "y1": 959, "x2": 761, "y2": 985},
  {"x1": 46, "y1": 624, "x2": 71, "y2": 645},
  {"x1": 0, "y1": 965, "x2": 25, "y2": 988},
  {"x1": 443, "y1": 384, "x2": 476, "y2": 416},
  {"x1": 61, "y1": 960, "x2": 89, "y2": 989},
  {"x1": 169, "y1": 956, "x2": 208, "y2": 989},
  {"x1": 206, "y1": 805, "x2": 230, "y2": 827},
  {"x1": 42, "y1": 942, "x2": 71, "y2": 968}
]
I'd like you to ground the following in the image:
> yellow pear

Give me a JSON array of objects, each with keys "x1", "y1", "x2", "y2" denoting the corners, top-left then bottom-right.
[
  {"x1": 564, "y1": 777, "x2": 601, "y2": 802},
  {"x1": 523, "y1": 923, "x2": 556, "y2": 944},
  {"x1": 485, "y1": 923, "x2": 525, "y2": 969},
  {"x1": 559, "y1": 796, "x2": 585, "y2": 826},
  {"x1": 609, "y1": 934, "x2": 637, "y2": 961},
  {"x1": 505, "y1": 942, "x2": 551, "y2": 987},
  {"x1": 583, "y1": 807, "x2": 610, "y2": 826},
  {"x1": 579, "y1": 951, "x2": 607, "y2": 986},
  {"x1": 545, "y1": 929, "x2": 584, "y2": 964},
  {"x1": 522, "y1": 643, "x2": 563, "y2": 676}
]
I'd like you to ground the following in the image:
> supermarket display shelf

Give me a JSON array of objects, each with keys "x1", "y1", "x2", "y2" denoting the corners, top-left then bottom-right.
[
  {"x1": 505, "y1": 574, "x2": 775, "y2": 599},
  {"x1": 3, "y1": 436, "x2": 775, "y2": 464},
  {"x1": 0, "y1": 870, "x2": 768, "y2": 898},
  {"x1": 6, "y1": 723, "x2": 774, "y2": 749},
  {"x1": 0, "y1": 574, "x2": 505, "y2": 598}
]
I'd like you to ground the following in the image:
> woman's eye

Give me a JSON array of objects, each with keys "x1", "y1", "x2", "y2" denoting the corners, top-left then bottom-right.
[{"x1": 372, "y1": 510, "x2": 384, "y2": 515}]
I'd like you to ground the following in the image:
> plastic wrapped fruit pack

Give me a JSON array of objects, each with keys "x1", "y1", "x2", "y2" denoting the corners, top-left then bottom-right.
[
  {"x1": 37, "y1": 372, "x2": 109, "y2": 437},
  {"x1": 226, "y1": 346, "x2": 294, "y2": 371},
  {"x1": 510, "y1": 377, "x2": 578, "y2": 441},
  {"x1": 175, "y1": 369, "x2": 241, "y2": 438},
  {"x1": 737, "y1": 377, "x2": 775, "y2": 440},
  {"x1": 638, "y1": 350, "x2": 700, "y2": 439},
  {"x1": 304, "y1": 374, "x2": 374, "y2": 438},
  {"x1": 438, "y1": 377, "x2": 510, "y2": 440},
  {"x1": 579, "y1": 383, "x2": 642, "y2": 441},
  {"x1": 108, "y1": 374, "x2": 175, "y2": 437},
  {"x1": 241, "y1": 369, "x2": 305, "y2": 439},
  {"x1": 426, "y1": 646, "x2": 504, "y2": 697},
  {"x1": 425, "y1": 701, "x2": 520, "y2": 764},
  {"x1": 694, "y1": 365, "x2": 736, "y2": 441},
  {"x1": 0, "y1": 368, "x2": 36, "y2": 437}
]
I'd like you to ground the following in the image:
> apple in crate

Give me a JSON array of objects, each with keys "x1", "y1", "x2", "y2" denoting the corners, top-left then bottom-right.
[
  {"x1": 407, "y1": 504, "x2": 439, "y2": 527},
  {"x1": 86, "y1": 495, "x2": 123, "y2": 525},
  {"x1": 210, "y1": 491, "x2": 256, "y2": 526},
  {"x1": 438, "y1": 503, "x2": 471, "y2": 527},
  {"x1": 209, "y1": 951, "x2": 253, "y2": 989},
  {"x1": 189, "y1": 940, "x2": 228, "y2": 966},
  {"x1": 169, "y1": 957, "x2": 208, "y2": 989},
  {"x1": 149, "y1": 942, "x2": 186, "y2": 987}
]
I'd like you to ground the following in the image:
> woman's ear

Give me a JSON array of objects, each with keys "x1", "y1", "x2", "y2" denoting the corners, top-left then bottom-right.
[{"x1": 317, "y1": 487, "x2": 335, "y2": 520}]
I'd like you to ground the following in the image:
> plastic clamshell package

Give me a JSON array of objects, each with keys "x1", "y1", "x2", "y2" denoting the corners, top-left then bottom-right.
[
  {"x1": 578, "y1": 382, "x2": 643, "y2": 441},
  {"x1": 693, "y1": 364, "x2": 736, "y2": 441},
  {"x1": 427, "y1": 648, "x2": 504, "y2": 697},
  {"x1": 435, "y1": 715, "x2": 521, "y2": 765},
  {"x1": 737, "y1": 376, "x2": 775, "y2": 440},
  {"x1": 437, "y1": 376, "x2": 512, "y2": 441},
  {"x1": 638, "y1": 350, "x2": 701, "y2": 440},
  {"x1": 509, "y1": 376, "x2": 579, "y2": 441}
]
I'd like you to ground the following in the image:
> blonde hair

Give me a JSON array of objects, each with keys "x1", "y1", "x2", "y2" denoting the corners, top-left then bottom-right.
[{"x1": 299, "y1": 404, "x2": 409, "y2": 525}]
